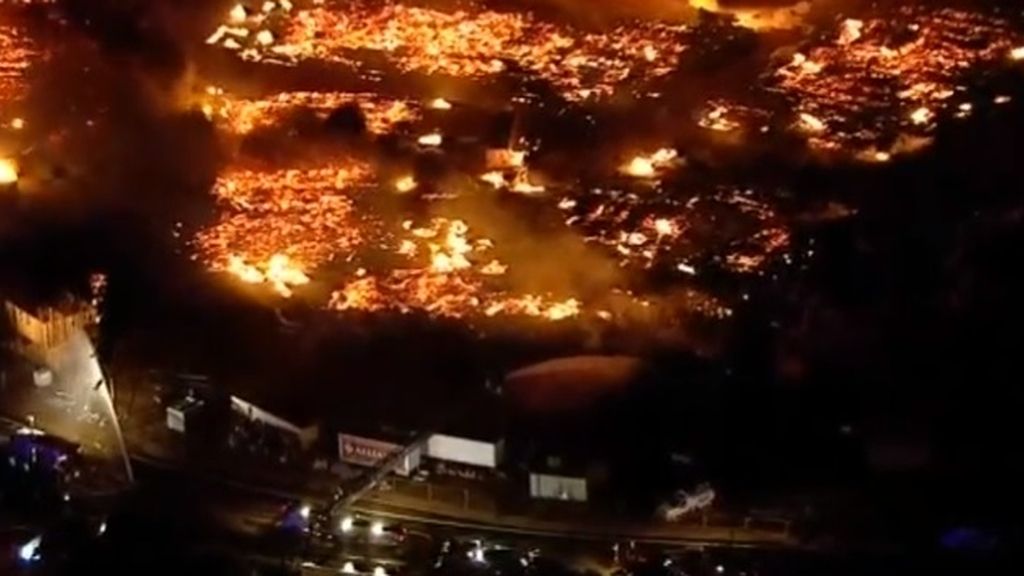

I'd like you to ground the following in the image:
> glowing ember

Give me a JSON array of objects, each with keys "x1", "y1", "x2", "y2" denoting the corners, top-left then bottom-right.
[
  {"x1": 417, "y1": 133, "x2": 443, "y2": 147},
  {"x1": 393, "y1": 175, "x2": 417, "y2": 193},
  {"x1": 227, "y1": 253, "x2": 310, "y2": 297},
  {"x1": 329, "y1": 217, "x2": 582, "y2": 321},
  {"x1": 771, "y1": 6, "x2": 1023, "y2": 157},
  {"x1": 480, "y1": 171, "x2": 506, "y2": 189},
  {"x1": 797, "y1": 112, "x2": 826, "y2": 134},
  {"x1": 560, "y1": 183, "x2": 787, "y2": 279},
  {"x1": 228, "y1": 4, "x2": 248, "y2": 24},
  {"x1": 212, "y1": 0, "x2": 692, "y2": 101},
  {"x1": 699, "y1": 103, "x2": 739, "y2": 132},
  {"x1": 0, "y1": 157, "x2": 17, "y2": 184},
  {"x1": 1011, "y1": 46, "x2": 1024, "y2": 61},
  {"x1": 428, "y1": 97, "x2": 452, "y2": 110},
  {"x1": 909, "y1": 106, "x2": 933, "y2": 126},
  {"x1": 838, "y1": 19, "x2": 864, "y2": 46},
  {"x1": 0, "y1": 18, "x2": 41, "y2": 104},
  {"x1": 194, "y1": 161, "x2": 373, "y2": 288},
  {"x1": 188, "y1": 1, "x2": 827, "y2": 328},
  {"x1": 199, "y1": 88, "x2": 420, "y2": 135},
  {"x1": 653, "y1": 218, "x2": 678, "y2": 238},
  {"x1": 486, "y1": 149, "x2": 526, "y2": 169},
  {"x1": 255, "y1": 29, "x2": 275, "y2": 46},
  {"x1": 676, "y1": 262, "x2": 697, "y2": 276},
  {"x1": 510, "y1": 175, "x2": 545, "y2": 195},
  {"x1": 622, "y1": 148, "x2": 678, "y2": 178},
  {"x1": 625, "y1": 157, "x2": 656, "y2": 178},
  {"x1": 688, "y1": 0, "x2": 807, "y2": 31}
]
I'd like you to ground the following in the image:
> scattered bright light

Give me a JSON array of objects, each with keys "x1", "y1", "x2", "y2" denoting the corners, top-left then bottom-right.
[
  {"x1": 480, "y1": 171, "x2": 506, "y2": 188},
  {"x1": 255, "y1": 30, "x2": 274, "y2": 46},
  {"x1": 838, "y1": 18, "x2": 864, "y2": 45},
  {"x1": 1010, "y1": 46, "x2": 1024, "y2": 61},
  {"x1": 873, "y1": 151, "x2": 892, "y2": 163},
  {"x1": 340, "y1": 516, "x2": 354, "y2": 533},
  {"x1": 299, "y1": 504, "x2": 311, "y2": 520},
  {"x1": 789, "y1": 52, "x2": 822, "y2": 74},
  {"x1": 215, "y1": 1, "x2": 692, "y2": 101},
  {"x1": 370, "y1": 520, "x2": 385, "y2": 536},
  {"x1": 226, "y1": 253, "x2": 309, "y2": 297},
  {"x1": 0, "y1": 158, "x2": 18, "y2": 185},
  {"x1": 418, "y1": 133, "x2": 443, "y2": 147},
  {"x1": 10, "y1": 117, "x2": 25, "y2": 130},
  {"x1": 394, "y1": 175, "x2": 417, "y2": 193},
  {"x1": 625, "y1": 156, "x2": 655, "y2": 178},
  {"x1": 653, "y1": 218, "x2": 677, "y2": 237},
  {"x1": 909, "y1": 106, "x2": 933, "y2": 125},
  {"x1": 373, "y1": 567, "x2": 388, "y2": 576},
  {"x1": 994, "y1": 95, "x2": 1012, "y2": 104},
  {"x1": 677, "y1": 262, "x2": 697, "y2": 275},
  {"x1": 19, "y1": 536, "x2": 42, "y2": 563},
  {"x1": 97, "y1": 521, "x2": 107, "y2": 536},
  {"x1": 510, "y1": 176, "x2": 545, "y2": 195},
  {"x1": 486, "y1": 148, "x2": 525, "y2": 168},
  {"x1": 469, "y1": 543, "x2": 486, "y2": 563},
  {"x1": 797, "y1": 112, "x2": 826, "y2": 133},
  {"x1": 716, "y1": 564, "x2": 725, "y2": 574},
  {"x1": 428, "y1": 97, "x2": 453, "y2": 110},
  {"x1": 622, "y1": 148, "x2": 677, "y2": 178},
  {"x1": 229, "y1": 4, "x2": 247, "y2": 23},
  {"x1": 341, "y1": 562, "x2": 357, "y2": 574}
]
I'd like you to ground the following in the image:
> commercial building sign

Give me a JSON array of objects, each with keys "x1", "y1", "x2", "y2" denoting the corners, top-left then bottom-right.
[
  {"x1": 338, "y1": 433, "x2": 420, "y2": 475},
  {"x1": 338, "y1": 433, "x2": 400, "y2": 467}
]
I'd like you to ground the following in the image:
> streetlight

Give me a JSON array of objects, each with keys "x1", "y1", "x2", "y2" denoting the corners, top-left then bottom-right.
[
  {"x1": 340, "y1": 516, "x2": 354, "y2": 533},
  {"x1": 469, "y1": 540, "x2": 486, "y2": 563},
  {"x1": 19, "y1": 536, "x2": 42, "y2": 564},
  {"x1": 370, "y1": 520, "x2": 385, "y2": 537}
]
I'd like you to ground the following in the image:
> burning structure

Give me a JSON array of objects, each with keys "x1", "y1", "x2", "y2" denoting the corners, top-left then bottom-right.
[
  {"x1": 767, "y1": 6, "x2": 1024, "y2": 157},
  {"x1": 207, "y1": 0, "x2": 692, "y2": 102},
  {"x1": 4, "y1": 0, "x2": 1024, "y2": 344},
  {"x1": 0, "y1": 14, "x2": 36, "y2": 106},
  {"x1": 181, "y1": 0, "x2": 1024, "y2": 334}
]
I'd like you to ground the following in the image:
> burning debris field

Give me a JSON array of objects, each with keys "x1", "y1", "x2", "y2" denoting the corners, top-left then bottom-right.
[{"x1": 3, "y1": 0, "x2": 1024, "y2": 350}]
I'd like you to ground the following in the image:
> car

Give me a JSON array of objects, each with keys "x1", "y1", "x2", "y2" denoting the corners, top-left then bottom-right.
[
  {"x1": 337, "y1": 559, "x2": 395, "y2": 575},
  {"x1": 336, "y1": 515, "x2": 406, "y2": 545}
]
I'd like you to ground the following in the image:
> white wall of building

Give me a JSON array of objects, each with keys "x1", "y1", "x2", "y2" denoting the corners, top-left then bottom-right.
[
  {"x1": 529, "y1": 473, "x2": 588, "y2": 502},
  {"x1": 231, "y1": 396, "x2": 320, "y2": 449},
  {"x1": 426, "y1": 434, "x2": 501, "y2": 468}
]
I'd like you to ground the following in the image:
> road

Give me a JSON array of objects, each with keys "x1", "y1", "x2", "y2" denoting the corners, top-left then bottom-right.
[
  {"x1": 3, "y1": 338, "x2": 800, "y2": 576},
  {"x1": 129, "y1": 449, "x2": 796, "y2": 550}
]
